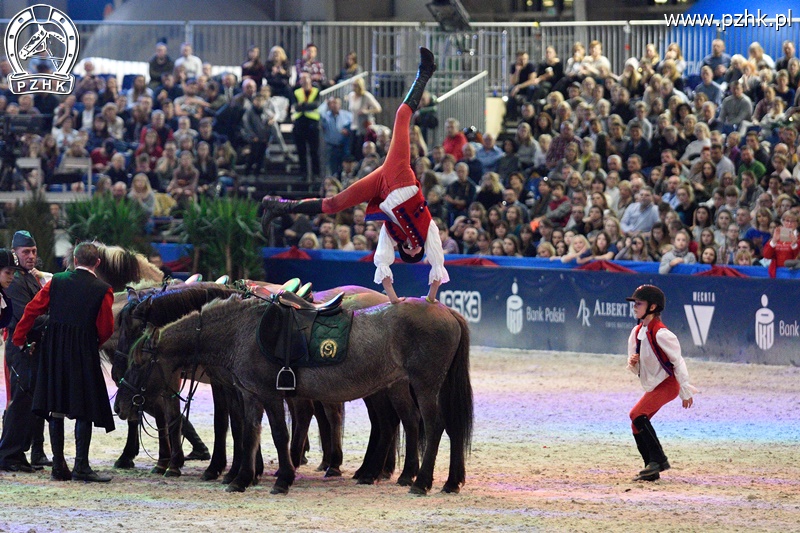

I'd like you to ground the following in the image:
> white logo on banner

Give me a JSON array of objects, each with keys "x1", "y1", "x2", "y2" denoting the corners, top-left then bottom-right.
[
  {"x1": 755, "y1": 294, "x2": 774, "y2": 351},
  {"x1": 506, "y1": 279, "x2": 523, "y2": 335},
  {"x1": 684, "y1": 291, "x2": 716, "y2": 346},
  {"x1": 4, "y1": 4, "x2": 80, "y2": 95},
  {"x1": 440, "y1": 290, "x2": 481, "y2": 323},
  {"x1": 577, "y1": 298, "x2": 591, "y2": 327}
]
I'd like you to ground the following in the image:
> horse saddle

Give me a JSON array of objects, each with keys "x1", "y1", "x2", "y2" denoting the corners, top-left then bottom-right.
[{"x1": 258, "y1": 290, "x2": 351, "y2": 391}]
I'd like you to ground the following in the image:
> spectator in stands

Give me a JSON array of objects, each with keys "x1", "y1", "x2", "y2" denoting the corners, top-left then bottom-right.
[
  {"x1": 616, "y1": 235, "x2": 651, "y2": 262},
  {"x1": 135, "y1": 130, "x2": 163, "y2": 175},
  {"x1": 167, "y1": 150, "x2": 199, "y2": 207},
  {"x1": 94, "y1": 175, "x2": 112, "y2": 197},
  {"x1": 698, "y1": 245, "x2": 717, "y2": 265},
  {"x1": 139, "y1": 110, "x2": 174, "y2": 149},
  {"x1": 263, "y1": 46, "x2": 291, "y2": 101},
  {"x1": 296, "y1": 43, "x2": 326, "y2": 88},
  {"x1": 719, "y1": 81, "x2": 753, "y2": 132},
  {"x1": 75, "y1": 60, "x2": 106, "y2": 101},
  {"x1": 90, "y1": 138, "x2": 115, "y2": 175},
  {"x1": 154, "y1": 73, "x2": 183, "y2": 109},
  {"x1": 237, "y1": 92, "x2": 273, "y2": 176},
  {"x1": 53, "y1": 115, "x2": 79, "y2": 151},
  {"x1": 659, "y1": 229, "x2": 696, "y2": 273},
  {"x1": 317, "y1": 96, "x2": 351, "y2": 178},
  {"x1": 476, "y1": 171, "x2": 504, "y2": 211},
  {"x1": 128, "y1": 173, "x2": 155, "y2": 218},
  {"x1": 476, "y1": 133, "x2": 503, "y2": 174},
  {"x1": 218, "y1": 73, "x2": 240, "y2": 104},
  {"x1": 241, "y1": 45, "x2": 266, "y2": 89},
  {"x1": 445, "y1": 162, "x2": 478, "y2": 224},
  {"x1": 443, "y1": 118, "x2": 468, "y2": 161},
  {"x1": 174, "y1": 79, "x2": 207, "y2": 125},
  {"x1": 175, "y1": 42, "x2": 203, "y2": 80},
  {"x1": 546, "y1": 121, "x2": 581, "y2": 171},
  {"x1": 194, "y1": 141, "x2": 218, "y2": 196},
  {"x1": 75, "y1": 91, "x2": 99, "y2": 131},
  {"x1": 292, "y1": 72, "x2": 323, "y2": 181},
  {"x1": 621, "y1": 187, "x2": 660, "y2": 237},
  {"x1": 111, "y1": 180, "x2": 128, "y2": 202},
  {"x1": 702, "y1": 39, "x2": 732, "y2": 83},
  {"x1": 100, "y1": 103, "x2": 124, "y2": 142},
  {"x1": 346, "y1": 77, "x2": 381, "y2": 159},
  {"x1": 507, "y1": 50, "x2": 536, "y2": 120},
  {"x1": 561, "y1": 234, "x2": 591, "y2": 263},
  {"x1": 106, "y1": 153, "x2": 129, "y2": 185},
  {"x1": 155, "y1": 140, "x2": 179, "y2": 190},
  {"x1": 745, "y1": 207, "x2": 773, "y2": 252},
  {"x1": 124, "y1": 76, "x2": 153, "y2": 112},
  {"x1": 334, "y1": 51, "x2": 363, "y2": 85},
  {"x1": 148, "y1": 42, "x2": 174, "y2": 89},
  {"x1": 298, "y1": 232, "x2": 320, "y2": 250}
]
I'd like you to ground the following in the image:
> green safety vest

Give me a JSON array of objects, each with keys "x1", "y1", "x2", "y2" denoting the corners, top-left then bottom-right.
[{"x1": 292, "y1": 86, "x2": 321, "y2": 121}]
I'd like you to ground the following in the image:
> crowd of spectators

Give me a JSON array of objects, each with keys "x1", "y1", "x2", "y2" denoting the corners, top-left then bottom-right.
[
  {"x1": 273, "y1": 37, "x2": 800, "y2": 274},
  {"x1": 1, "y1": 35, "x2": 799, "y2": 272}
]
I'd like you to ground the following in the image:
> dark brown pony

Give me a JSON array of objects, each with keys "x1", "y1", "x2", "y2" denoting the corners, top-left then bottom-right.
[{"x1": 120, "y1": 296, "x2": 473, "y2": 495}]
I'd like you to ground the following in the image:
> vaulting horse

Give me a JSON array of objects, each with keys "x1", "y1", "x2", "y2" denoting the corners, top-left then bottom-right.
[
  {"x1": 114, "y1": 283, "x2": 414, "y2": 483},
  {"x1": 119, "y1": 295, "x2": 473, "y2": 494}
]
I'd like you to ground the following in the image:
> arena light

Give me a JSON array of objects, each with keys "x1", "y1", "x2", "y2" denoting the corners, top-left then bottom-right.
[{"x1": 426, "y1": 0, "x2": 471, "y2": 32}]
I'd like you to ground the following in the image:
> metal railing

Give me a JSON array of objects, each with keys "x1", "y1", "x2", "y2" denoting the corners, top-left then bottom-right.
[
  {"x1": 431, "y1": 71, "x2": 488, "y2": 146},
  {"x1": 3, "y1": 18, "x2": 800, "y2": 96}
]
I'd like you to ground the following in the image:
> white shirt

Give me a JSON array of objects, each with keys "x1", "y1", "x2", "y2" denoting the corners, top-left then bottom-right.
[
  {"x1": 627, "y1": 324, "x2": 696, "y2": 400},
  {"x1": 372, "y1": 185, "x2": 449, "y2": 286}
]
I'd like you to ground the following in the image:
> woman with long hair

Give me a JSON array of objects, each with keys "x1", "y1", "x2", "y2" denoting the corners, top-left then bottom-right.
[
  {"x1": 265, "y1": 45, "x2": 291, "y2": 100},
  {"x1": 346, "y1": 77, "x2": 382, "y2": 159},
  {"x1": 241, "y1": 45, "x2": 266, "y2": 88},
  {"x1": 615, "y1": 235, "x2": 651, "y2": 262},
  {"x1": 476, "y1": 172, "x2": 504, "y2": 211}
]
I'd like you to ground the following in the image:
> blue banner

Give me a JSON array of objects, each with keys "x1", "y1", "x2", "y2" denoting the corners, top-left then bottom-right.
[{"x1": 263, "y1": 257, "x2": 800, "y2": 366}]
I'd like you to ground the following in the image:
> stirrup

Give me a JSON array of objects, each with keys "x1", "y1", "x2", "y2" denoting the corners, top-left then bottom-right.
[{"x1": 276, "y1": 367, "x2": 296, "y2": 391}]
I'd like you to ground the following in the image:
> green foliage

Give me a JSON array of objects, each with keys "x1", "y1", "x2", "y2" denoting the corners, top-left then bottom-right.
[
  {"x1": 65, "y1": 196, "x2": 149, "y2": 253},
  {"x1": 178, "y1": 197, "x2": 264, "y2": 280},
  {"x1": 8, "y1": 190, "x2": 56, "y2": 271}
]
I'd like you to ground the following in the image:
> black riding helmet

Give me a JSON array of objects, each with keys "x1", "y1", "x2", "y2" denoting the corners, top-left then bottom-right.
[{"x1": 626, "y1": 284, "x2": 665, "y2": 314}]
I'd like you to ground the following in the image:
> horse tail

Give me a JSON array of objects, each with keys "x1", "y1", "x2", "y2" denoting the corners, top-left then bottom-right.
[{"x1": 439, "y1": 308, "x2": 473, "y2": 490}]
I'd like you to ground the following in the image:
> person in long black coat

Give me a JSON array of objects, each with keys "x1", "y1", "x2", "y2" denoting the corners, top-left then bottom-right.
[
  {"x1": 0, "y1": 232, "x2": 50, "y2": 473},
  {"x1": 13, "y1": 242, "x2": 115, "y2": 482}
]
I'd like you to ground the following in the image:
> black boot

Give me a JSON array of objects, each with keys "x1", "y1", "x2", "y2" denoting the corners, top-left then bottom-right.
[
  {"x1": 31, "y1": 416, "x2": 52, "y2": 467},
  {"x1": 632, "y1": 431, "x2": 659, "y2": 481},
  {"x1": 72, "y1": 419, "x2": 112, "y2": 483},
  {"x1": 261, "y1": 198, "x2": 324, "y2": 229},
  {"x1": 49, "y1": 419, "x2": 71, "y2": 481},
  {"x1": 632, "y1": 415, "x2": 670, "y2": 480},
  {"x1": 182, "y1": 416, "x2": 211, "y2": 461},
  {"x1": 403, "y1": 47, "x2": 436, "y2": 111}
]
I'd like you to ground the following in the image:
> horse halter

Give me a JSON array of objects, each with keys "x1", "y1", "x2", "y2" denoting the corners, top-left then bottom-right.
[{"x1": 117, "y1": 329, "x2": 162, "y2": 410}]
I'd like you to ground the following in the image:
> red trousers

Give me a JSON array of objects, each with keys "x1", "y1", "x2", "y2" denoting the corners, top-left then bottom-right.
[
  {"x1": 322, "y1": 104, "x2": 416, "y2": 214},
  {"x1": 629, "y1": 375, "x2": 679, "y2": 433}
]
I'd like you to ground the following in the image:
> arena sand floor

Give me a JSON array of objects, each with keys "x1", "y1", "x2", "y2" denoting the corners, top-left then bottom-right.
[{"x1": 1, "y1": 346, "x2": 799, "y2": 532}]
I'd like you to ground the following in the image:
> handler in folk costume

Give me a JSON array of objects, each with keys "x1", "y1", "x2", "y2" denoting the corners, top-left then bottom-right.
[
  {"x1": 262, "y1": 47, "x2": 449, "y2": 304},
  {"x1": 13, "y1": 242, "x2": 116, "y2": 482},
  {"x1": 625, "y1": 284, "x2": 698, "y2": 481}
]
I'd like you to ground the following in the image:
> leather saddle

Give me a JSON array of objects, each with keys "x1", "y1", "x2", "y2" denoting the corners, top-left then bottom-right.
[{"x1": 258, "y1": 290, "x2": 346, "y2": 391}]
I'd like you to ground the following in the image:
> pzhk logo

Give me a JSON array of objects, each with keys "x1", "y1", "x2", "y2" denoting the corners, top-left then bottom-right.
[
  {"x1": 683, "y1": 291, "x2": 715, "y2": 347},
  {"x1": 4, "y1": 4, "x2": 80, "y2": 95},
  {"x1": 440, "y1": 290, "x2": 481, "y2": 323}
]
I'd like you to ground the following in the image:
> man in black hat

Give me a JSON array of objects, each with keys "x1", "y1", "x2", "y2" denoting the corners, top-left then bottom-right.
[
  {"x1": 0, "y1": 249, "x2": 25, "y2": 328},
  {"x1": 0, "y1": 231, "x2": 51, "y2": 472},
  {"x1": 13, "y1": 242, "x2": 116, "y2": 482}
]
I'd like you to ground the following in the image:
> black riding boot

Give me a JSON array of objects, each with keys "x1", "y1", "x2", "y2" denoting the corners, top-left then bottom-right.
[
  {"x1": 403, "y1": 47, "x2": 436, "y2": 111},
  {"x1": 182, "y1": 416, "x2": 211, "y2": 461},
  {"x1": 261, "y1": 198, "x2": 324, "y2": 229},
  {"x1": 72, "y1": 419, "x2": 112, "y2": 483},
  {"x1": 49, "y1": 418, "x2": 71, "y2": 481},
  {"x1": 632, "y1": 431, "x2": 659, "y2": 481},
  {"x1": 632, "y1": 415, "x2": 670, "y2": 480},
  {"x1": 31, "y1": 416, "x2": 52, "y2": 467}
]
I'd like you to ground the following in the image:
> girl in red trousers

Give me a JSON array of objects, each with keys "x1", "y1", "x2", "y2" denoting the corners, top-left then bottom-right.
[
  {"x1": 626, "y1": 285, "x2": 698, "y2": 481},
  {"x1": 262, "y1": 48, "x2": 448, "y2": 304}
]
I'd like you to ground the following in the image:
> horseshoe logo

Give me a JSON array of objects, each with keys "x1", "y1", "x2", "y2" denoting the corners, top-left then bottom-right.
[{"x1": 320, "y1": 340, "x2": 337, "y2": 358}]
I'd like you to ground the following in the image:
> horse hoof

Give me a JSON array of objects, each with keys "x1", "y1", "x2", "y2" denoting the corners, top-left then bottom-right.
[
  {"x1": 300, "y1": 455, "x2": 309, "y2": 466},
  {"x1": 315, "y1": 462, "x2": 329, "y2": 472},
  {"x1": 380, "y1": 470, "x2": 393, "y2": 480},
  {"x1": 221, "y1": 472, "x2": 236, "y2": 485},
  {"x1": 150, "y1": 466, "x2": 167, "y2": 475},
  {"x1": 251, "y1": 476, "x2": 260, "y2": 487},
  {"x1": 164, "y1": 468, "x2": 181, "y2": 478},
  {"x1": 356, "y1": 475, "x2": 376, "y2": 485},
  {"x1": 270, "y1": 483, "x2": 289, "y2": 495},
  {"x1": 441, "y1": 483, "x2": 460, "y2": 494},
  {"x1": 396, "y1": 476, "x2": 414, "y2": 487},
  {"x1": 225, "y1": 482, "x2": 246, "y2": 493},
  {"x1": 408, "y1": 485, "x2": 428, "y2": 496},
  {"x1": 201, "y1": 470, "x2": 221, "y2": 481},
  {"x1": 114, "y1": 458, "x2": 135, "y2": 469},
  {"x1": 324, "y1": 467, "x2": 342, "y2": 478}
]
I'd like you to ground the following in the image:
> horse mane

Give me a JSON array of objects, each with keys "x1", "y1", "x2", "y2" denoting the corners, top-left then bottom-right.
[
  {"x1": 65, "y1": 241, "x2": 163, "y2": 291},
  {"x1": 136, "y1": 285, "x2": 241, "y2": 327}
]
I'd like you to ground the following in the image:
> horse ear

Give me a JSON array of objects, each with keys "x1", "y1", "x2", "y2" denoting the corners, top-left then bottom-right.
[{"x1": 126, "y1": 286, "x2": 140, "y2": 304}]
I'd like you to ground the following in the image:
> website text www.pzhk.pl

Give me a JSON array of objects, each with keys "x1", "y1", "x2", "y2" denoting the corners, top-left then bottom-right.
[{"x1": 665, "y1": 9, "x2": 794, "y2": 31}]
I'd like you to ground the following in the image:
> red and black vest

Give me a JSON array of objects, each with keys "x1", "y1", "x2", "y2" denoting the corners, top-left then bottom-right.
[
  {"x1": 365, "y1": 186, "x2": 432, "y2": 249},
  {"x1": 635, "y1": 318, "x2": 674, "y2": 377}
]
